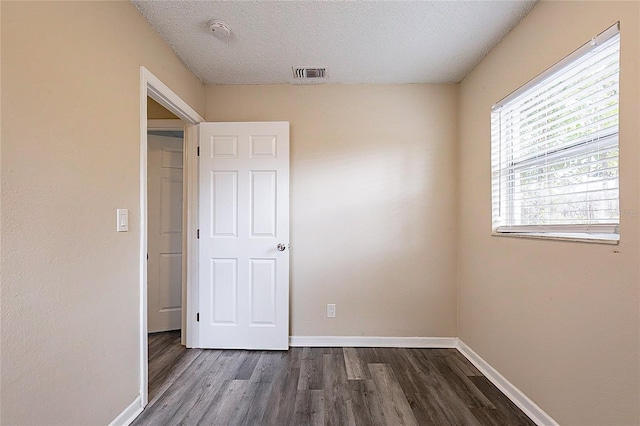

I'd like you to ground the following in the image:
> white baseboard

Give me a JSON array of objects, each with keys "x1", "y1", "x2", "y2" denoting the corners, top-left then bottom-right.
[
  {"x1": 456, "y1": 339, "x2": 558, "y2": 426},
  {"x1": 109, "y1": 394, "x2": 143, "y2": 426},
  {"x1": 289, "y1": 335, "x2": 457, "y2": 348}
]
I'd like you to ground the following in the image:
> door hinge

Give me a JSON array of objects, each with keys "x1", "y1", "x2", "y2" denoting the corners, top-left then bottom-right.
[
  {"x1": 196, "y1": 312, "x2": 200, "y2": 322},
  {"x1": 197, "y1": 146, "x2": 200, "y2": 156},
  {"x1": 197, "y1": 229, "x2": 200, "y2": 239}
]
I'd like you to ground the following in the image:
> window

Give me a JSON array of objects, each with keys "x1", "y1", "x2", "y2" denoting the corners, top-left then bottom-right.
[{"x1": 491, "y1": 23, "x2": 620, "y2": 242}]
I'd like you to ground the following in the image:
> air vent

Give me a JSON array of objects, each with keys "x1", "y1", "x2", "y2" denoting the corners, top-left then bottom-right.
[{"x1": 293, "y1": 67, "x2": 327, "y2": 79}]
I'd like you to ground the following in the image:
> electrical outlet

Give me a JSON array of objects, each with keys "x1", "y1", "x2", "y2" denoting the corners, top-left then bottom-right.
[{"x1": 327, "y1": 304, "x2": 336, "y2": 318}]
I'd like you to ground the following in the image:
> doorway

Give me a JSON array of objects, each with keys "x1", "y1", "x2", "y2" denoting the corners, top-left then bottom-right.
[
  {"x1": 147, "y1": 127, "x2": 184, "y2": 333},
  {"x1": 139, "y1": 67, "x2": 204, "y2": 407},
  {"x1": 139, "y1": 68, "x2": 291, "y2": 412},
  {"x1": 145, "y1": 120, "x2": 186, "y2": 404}
]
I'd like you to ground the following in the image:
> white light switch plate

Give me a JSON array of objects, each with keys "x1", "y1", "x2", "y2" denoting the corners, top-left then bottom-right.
[
  {"x1": 327, "y1": 304, "x2": 336, "y2": 318},
  {"x1": 117, "y1": 209, "x2": 129, "y2": 232}
]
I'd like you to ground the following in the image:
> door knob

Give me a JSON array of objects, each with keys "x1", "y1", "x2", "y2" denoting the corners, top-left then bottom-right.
[{"x1": 277, "y1": 243, "x2": 287, "y2": 251}]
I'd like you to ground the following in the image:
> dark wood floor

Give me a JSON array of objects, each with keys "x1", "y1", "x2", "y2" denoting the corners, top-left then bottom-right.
[{"x1": 133, "y1": 331, "x2": 534, "y2": 426}]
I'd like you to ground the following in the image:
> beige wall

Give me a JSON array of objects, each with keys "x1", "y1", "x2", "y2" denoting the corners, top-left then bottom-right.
[
  {"x1": 206, "y1": 84, "x2": 459, "y2": 337},
  {"x1": 148, "y1": 97, "x2": 179, "y2": 120},
  {"x1": 458, "y1": 1, "x2": 640, "y2": 425},
  {"x1": 1, "y1": 2, "x2": 204, "y2": 424}
]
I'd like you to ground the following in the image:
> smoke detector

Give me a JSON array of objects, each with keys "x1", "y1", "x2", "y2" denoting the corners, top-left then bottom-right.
[{"x1": 208, "y1": 20, "x2": 231, "y2": 40}]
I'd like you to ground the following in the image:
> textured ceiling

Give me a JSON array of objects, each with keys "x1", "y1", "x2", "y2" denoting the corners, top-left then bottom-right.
[{"x1": 132, "y1": 0, "x2": 538, "y2": 85}]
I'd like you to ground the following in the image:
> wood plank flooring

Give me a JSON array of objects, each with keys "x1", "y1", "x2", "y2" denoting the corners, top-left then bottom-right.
[{"x1": 133, "y1": 331, "x2": 535, "y2": 426}]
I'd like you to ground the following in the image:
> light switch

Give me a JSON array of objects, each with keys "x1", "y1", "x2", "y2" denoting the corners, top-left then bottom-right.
[
  {"x1": 117, "y1": 209, "x2": 129, "y2": 232},
  {"x1": 327, "y1": 304, "x2": 336, "y2": 318}
]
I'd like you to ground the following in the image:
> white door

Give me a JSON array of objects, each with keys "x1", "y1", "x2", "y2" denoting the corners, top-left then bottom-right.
[
  {"x1": 198, "y1": 122, "x2": 289, "y2": 350},
  {"x1": 147, "y1": 134, "x2": 183, "y2": 333}
]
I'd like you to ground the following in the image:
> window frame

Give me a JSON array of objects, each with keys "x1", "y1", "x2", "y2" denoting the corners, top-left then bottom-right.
[{"x1": 490, "y1": 22, "x2": 621, "y2": 244}]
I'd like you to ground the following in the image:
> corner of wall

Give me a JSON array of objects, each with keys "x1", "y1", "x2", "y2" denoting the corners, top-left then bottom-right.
[
  {"x1": 108, "y1": 395, "x2": 143, "y2": 426},
  {"x1": 453, "y1": 81, "x2": 462, "y2": 339}
]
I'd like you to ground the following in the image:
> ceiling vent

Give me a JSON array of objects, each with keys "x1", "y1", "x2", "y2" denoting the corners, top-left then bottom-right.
[{"x1": 293, "y1": 67, "x2": 327, "y2": 80}]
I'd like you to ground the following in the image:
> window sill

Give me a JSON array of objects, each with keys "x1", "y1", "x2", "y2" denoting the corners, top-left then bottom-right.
[{"x1": 491, "y1": 232, "x2": 619, "y2": 245}]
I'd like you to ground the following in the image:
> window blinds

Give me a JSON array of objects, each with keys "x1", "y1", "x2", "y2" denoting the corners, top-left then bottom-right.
[{"x1": 491, "y1": 24, "x2": 620, "y2": 237}]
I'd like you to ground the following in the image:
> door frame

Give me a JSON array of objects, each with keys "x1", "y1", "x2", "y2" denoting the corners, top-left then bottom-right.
[{"x1": 139, "y1": 67, "x2": 203, "y2": 406}]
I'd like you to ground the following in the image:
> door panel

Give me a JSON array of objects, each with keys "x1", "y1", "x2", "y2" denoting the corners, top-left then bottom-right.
[
  {"x1": 148, "y1": 134, "x2": 183, "y2": 332},
  {"x1": 211, "y1": 171, "x2": 238, "y2": 237},
  {"x1": 158, "y1": 253, "x2": 182, "y2": 312},
  {"x1": 198, "y1": 122, "x2": 289, "y2": 350},
  {"x1": 249, "y1": 258, "x2": 276, "y2": 325},
  {"x1": 250, "y1": 171, "x2": 277, "y2": 237},
  {"x1": 211, "y1": 258, "x2": 238, "y2": 324}
]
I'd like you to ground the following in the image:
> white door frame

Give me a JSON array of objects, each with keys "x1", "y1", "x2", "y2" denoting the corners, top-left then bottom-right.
[
  {"x1": 139, "y1": 67, "x2": 203, "y2": 406},
  {"x1": 147, "y1": 119, "x2": 185, "y2": 131}
]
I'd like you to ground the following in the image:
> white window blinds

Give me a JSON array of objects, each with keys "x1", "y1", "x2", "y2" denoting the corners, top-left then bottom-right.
[{"x1": 491, "y1": 23, "x2": 620, "y2": 240}]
